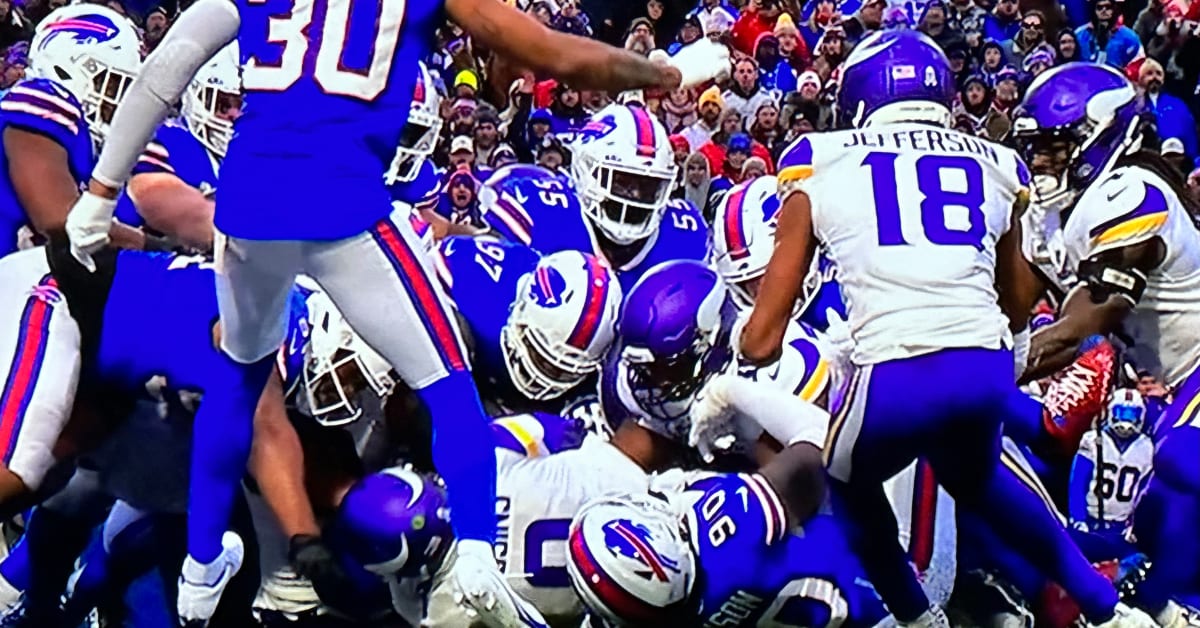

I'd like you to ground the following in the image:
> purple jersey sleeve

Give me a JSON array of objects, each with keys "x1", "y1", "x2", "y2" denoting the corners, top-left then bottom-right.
[
  {"x1": 0, "y1": 80, "x2": 86, "y2": 149},
  {"x1": 490, "y1": 412, "x2": 588, "y2": 457}
]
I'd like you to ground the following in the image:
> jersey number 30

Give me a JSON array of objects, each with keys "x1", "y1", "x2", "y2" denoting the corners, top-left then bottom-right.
[
  {"x1": 864, "y1": 152, "x2": 986, "y2": 251},
  {"x1": 244, "y1": 0, "x2": 406, "y2": 101}
]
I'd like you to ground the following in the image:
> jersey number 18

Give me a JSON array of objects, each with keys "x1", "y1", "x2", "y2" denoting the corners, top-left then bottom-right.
[
  {"x1": 244, "y1": 0, "x2": 406, "y2": 101},
  {"x1": 863, "y1": 152, "x2": 987, "y2": 251}
]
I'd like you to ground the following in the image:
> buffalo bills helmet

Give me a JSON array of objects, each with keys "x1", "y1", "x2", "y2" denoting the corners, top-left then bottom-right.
[
  {"x1": 298, "y1": 277, "x2": 397, "y2": 426},
  {"x1": 1010, "y1": 63, "x2": 1145, "y2": 209},
  {"x1": 182, "y1": 41, "x2": 241, "y2": 159},
  {"x1": 326, "y1": 466, "x2": 453, "y2": 578},
  {"x1": 1104, "y1": 388, "x2": 1146, "y2": 439},
  {"x1": 835, "y1": 29, "x2": 956, "y2": 129},
  {"x1": 479, "y1": 163, "x2": 578, "y2": 244},
  {"x1": 571, "y1": 103, "x2": 678, "y2": 245},
  {"x1": 502, "y1": 251, "x2": 623, "y2": 401},
  {"x1": 711, "y1": 175, "x2": 781, "y2": 310},
  {"x1": 27, "y1": 5, "x2": 141, "y2": 148},
  {"x1": 619, "y1": 260, "x2": 735, "y2": 435},
  {"x1": 567, "y1": 493, "x2": 696, "y2": 627},
  {"x1": 387, "y1": 61, "x2": 443, "y2": 184}
]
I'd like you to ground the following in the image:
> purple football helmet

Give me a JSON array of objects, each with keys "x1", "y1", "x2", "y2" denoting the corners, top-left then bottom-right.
[
  {"x1": 1011, "y1": 62, "x2": 1146, "y2": 208},
  {"x1": 326, "y1": 467, "x2": 453, "y2": 578},
  {"x1": 835, "y1": 30, "x2": 956, "y2": 129},
  {"x1": 619, "y1": 260, "x2": 735, "y2": 429}
]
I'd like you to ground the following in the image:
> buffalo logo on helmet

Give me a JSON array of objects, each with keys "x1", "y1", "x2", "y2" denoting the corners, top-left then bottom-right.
[
  {"x1": 530, "y1": 264, "x2": 571, "y2": 309},
  {"x1": 38, "y1": 14, "x2": 121, "y2": 51},
  {"x1": 602, "y1": 519, "x2": 680, "y2": 582}
]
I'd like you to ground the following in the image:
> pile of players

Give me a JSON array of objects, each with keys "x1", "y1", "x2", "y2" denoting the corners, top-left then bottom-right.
[{"x1": 0, "y1": 2, "x2": 1197, "y2": 627}]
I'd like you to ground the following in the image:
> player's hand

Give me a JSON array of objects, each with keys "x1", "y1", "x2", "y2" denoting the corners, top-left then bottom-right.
[
  {"x1": 288, "y1": 534, "x2": 345, "y2": 590},
  {"x1": 451, "y1": 540, "x2": 549, "y2": 628},
  {"x1": 823, "y1": 308, "x2": 855, "y2": 364},
  {"x1": 688, "y1": 374, "x2": 739, "y2": 462},
  {"x1": 662, "y1": 39, "x2": 731, "y2": 89},
  {"x1": 65, "y1": 189, "x2": 118, "y2": 273}
]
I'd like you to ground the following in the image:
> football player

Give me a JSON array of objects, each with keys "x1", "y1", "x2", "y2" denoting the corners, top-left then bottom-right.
[
  {"x1": 64, "y1": 0, "x2": 728, "y2": 621},
  {"x1": 435, "y1": 237, "x2": 622, "y2": 413},
  {"x1": 482, "y1": 103, "x2": 709, "y2": 295},
  {"x1": 0, "y1": 5, "x2": 145, "y2": 258},
  {"x1": 1012, "y1": 62, "x2": 1200, "y2": 627},
  {"x1": 111, "y1": 41, "x2": 242, "y2": 253},
  {"x1": 1068, "y1": 390, "x2": 1153, "y2": 545},
  {"x1": 742, "y1": 32, "x2": 1146, "y2": 628}
]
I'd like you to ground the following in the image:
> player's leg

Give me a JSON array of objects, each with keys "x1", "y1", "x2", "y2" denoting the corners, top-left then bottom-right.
[
  {"x1": 826, "y1": 363, "x2": 939, "y2": 623},
  {"x1": 59, "y1": 501, "x2": 161, "y2": 625},
  {"x1": 885, "y1": 460, "x2": 957, "y2": 609},
  {"x1": 303, "y1": 213, "x2": 494, "y2": 543},
  {"x1": 0, "y1": 249, "x2": 83, "y2": 508}
]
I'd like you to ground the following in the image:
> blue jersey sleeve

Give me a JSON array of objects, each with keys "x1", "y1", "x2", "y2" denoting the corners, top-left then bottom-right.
[
  {"x1": 689, "y1": 474, "x2": 789, "y2": 552},
  {"x1": 0, "y1": 79, "x2": 86, "y2": 150}
]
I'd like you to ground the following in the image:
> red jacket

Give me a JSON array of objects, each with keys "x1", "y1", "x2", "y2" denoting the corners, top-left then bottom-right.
[
  {"x1": 730, "y1": 10, "x2": 778, "y2": 55},
  {"x1": 698, "y1": 139, "x2": 776, "y2": 178}
]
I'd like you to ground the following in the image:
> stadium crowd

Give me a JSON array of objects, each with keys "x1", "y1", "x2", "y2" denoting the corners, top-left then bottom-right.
[{"x1": 0, "y1": 0, "x2": 1197, "y2": 626}]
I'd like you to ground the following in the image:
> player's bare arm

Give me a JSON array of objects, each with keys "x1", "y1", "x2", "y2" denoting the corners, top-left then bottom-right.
[
  {"x1": 1021, "y1": 238, "x2": 1164, "y2": 382},
  {"x1": 128, "y1": 173, "x2": 215, "y2": 251},
  {"x1": 446, "y1": 0, "x2": 683, "y2": 90},
  {"x1": 996, "y1": 210, "x2": 1045, "y2": 333},
  {"x1": 758, "y1": 442, "x2": 826, "y2": 526},
  {"x1": 249, "y1": 368, "x2": 322, "y2": 540},
  {"x1": 740, "y1": 192, "x2": 815, "y2": 365}
]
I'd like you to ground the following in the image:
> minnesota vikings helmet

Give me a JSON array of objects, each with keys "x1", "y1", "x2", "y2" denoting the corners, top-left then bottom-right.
[
  {"x1": 619, "y1": 260, "x2": 735, "y2": 433},
  {"x1": 835, "y1": 29, "x2": 956, "y2": 129},
  {"x1": 1010, "y1": 63, "x2": 1145, "y2": 210},
  {"x1": 571, "y1": 103, "x2": 678, "y2": 245},
  {"x1": 502, "y1": 251, "x2": 623, "y2": 401},
  {"x1": 387, "y1": 62, "x2": 443, "y2": 184},
  {"x1": 27, "y1": 5, "x2": 141, "y2": 148},
  {"x1": 711, "y1": 175, "x2": 781, "y2": 310},
  {"x1": 326, "y1": 467, "x2": 453, "y2": 578},
  {"x1": 567, "y1": 494, "x2": 696, "y2": 626},
  {"x1": 182, "y1": 41, "x2": 241, "y2": 159},
  {"x1": 1104, "y1": 388, "x2": 1146, "y2": 439},
  {"x1": 298, "y1": 277, "x2": 397, "y2": 426}
]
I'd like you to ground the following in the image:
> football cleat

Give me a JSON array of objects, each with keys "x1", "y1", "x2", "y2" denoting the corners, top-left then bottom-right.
[
  {"x1": 177, "y1": 532, "x2": 245, "y2": 627},
  {"x1": 1042, "y1": 335, "x2": 1115, "y2": 457}
]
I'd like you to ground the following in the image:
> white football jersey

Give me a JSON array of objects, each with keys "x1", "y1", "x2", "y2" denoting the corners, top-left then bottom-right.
[
  {"x1": 777, "y1": 124, "x2": 1027, "y2": 365},
  {"x1": 425, "y1": 432, "x2": 648, "y2": 626},
  {"x1": 1061, "y1": 166, "x2": 1200, "y2": 388},
  {"x1": 1076, "y1": 429, "x2": 1155, "y2": 524}
]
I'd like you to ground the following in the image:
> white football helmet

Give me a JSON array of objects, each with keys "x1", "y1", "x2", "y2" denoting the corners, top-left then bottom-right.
[
  {"x1": 571, "y1": 103, "x2": 678, "y2": 245},
  {"x1": 501, "y1": 251, "x2": 623, "y2": 401},
  {"x1": 566, "y1": 493, "x2": 696, "y2": 627},
  {"x1": 299, "y1": 277, "x2": 398, "y2": 426},
  {"x1": 711, "y1": 175, "x2": 780, "y2": 310},
  {"x1": 1104, "y1": 388, "x2": 1146, "y2": 440},
  {"x1": 182, "y1": 41, "x2": 241, "y2": 159},
  {"x1": 386, "y1": 61, "x2": 443, "y2": 184},
  {"x1": 27, "y1": 5, "x2": 141, "y2": 148}
]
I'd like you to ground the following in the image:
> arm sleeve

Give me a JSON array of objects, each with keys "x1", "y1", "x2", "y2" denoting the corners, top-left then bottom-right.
[
  {"x1": 91, "y1": 0, "x2": 240, "y2": 188},
  {"x1": 1068, "y1": 447, "x2": 1095, "y2": 523},
  {"x1": 718, "y1": 375, "x2": 830, "y2": 447}
]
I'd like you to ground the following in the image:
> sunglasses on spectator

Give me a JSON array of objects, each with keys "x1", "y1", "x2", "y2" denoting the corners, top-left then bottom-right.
[
  {"x1": 1095, "y1": 4, "x2": 1114, "y2": 11},
  {"x1": 1022, "y1": 20, "x2": 1042, "y2": 28}
]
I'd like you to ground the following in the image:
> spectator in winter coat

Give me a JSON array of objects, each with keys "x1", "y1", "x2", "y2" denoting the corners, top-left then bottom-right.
[
  {"x1": 1054, "y1": 28, "x2": 1083, "y2": 61},
  {"x1": 1003, "y1": 9, "x2": 1049, "y2": 67},
  {"x1": 919, "y1": 1, "x2": 968, "y2": 51},
  {"x1": 991, "y1": 66, "x2": 1022, "y2": 116},
  {"x1": 1075, "y1": 0, "x2": 1144, "y2": 67},
  {"x1": 755, "y1": 34, "x2": 798, "y2": 94},
  {"x1": 947, "y1": 0, "x2": 990, "y2": 48},
  {"x1": 722, "y1": 57, "x2": 777, "y2": 125},
  {"x1": 1138, "y1": 58, "x2": 1200, "y2": 168},
  {"x1": 679, "y1": 152, "x2": 715, "y2": 221},
  {"x1": 979, "y1": 39, "x2": 1008, "y2": 84},
  {"x1": 668, "y1": 14, "x2": 706, "y2": 53},
  {"x1": 548, "y1": 83, "x2": 589, "y2": 139},
  {"x1": 953, "y1": 74, "x2": 1012, "y2": 140},
  {"x1": 842, "y1": 0, "x2": 887, "y2": 46},
  {"x1": 800, "y1": 0, "x2": 838, "y2": 49},
  {"x1": 681, "y1": 86, "x2": 725, "y2": 152},
  {"x1": 552, "y1": 0, "x2": 593, "y2": 36},
  {"x1": 749, "y1": 101, "x2": 782, "y2": 150},
  {"x1": 984, "y1": 0, "x2": 1022, "y2": 43},
  {"x1": 662, "y1": 88, "x2": 699, "y2": 134},
  {"x1": 1021, "y1": 44, "x2": 1056, "y2": 77},
  {"x1": 773, "y1": 13, "x2": 811, "y2": 72},
  {"x1": 731, "y1": 0, "x2": 783, "y2": 55}
]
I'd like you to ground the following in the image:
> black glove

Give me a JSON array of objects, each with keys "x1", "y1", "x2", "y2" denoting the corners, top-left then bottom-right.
[{"x1": 288, "y1": 534, "x2": 345, "y2": 588}]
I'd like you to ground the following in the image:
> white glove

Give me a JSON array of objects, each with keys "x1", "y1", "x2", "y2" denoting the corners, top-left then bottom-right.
[
  {"x1": 65, "y1": 190, "x2": 118, "y2": 273},
  {"x1": 664, "y1": 39, "x2": 731, "y2": 89},
  {"x1": 823, "y1": 308, "x2": 854, "y2": 364},
  {"x1": 452, "y1": 540, "x2": 548, "y2": 628},
  {"x1": 688, "y1": 374, "x2": 739, "y2": 463}
]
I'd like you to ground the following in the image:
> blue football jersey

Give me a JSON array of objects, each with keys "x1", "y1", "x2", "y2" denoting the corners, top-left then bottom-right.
[
  {"x1": 435, "y1": 236, "x2": 539, "y2": 394},
  {"x1": 685, "y1": 474, "x2": 888, "y2": 628},
  {"x1": 798, "y1": 254, "x2": 847, "y2": 333},
  {"x1": 114, "y1": 119, "x2": 220, "y2": 230},
  {"x1": 484, "y1": 169, "x2": 709, "y2": 295},
  {"x1": 219, "y1": 0, "x2": 442, "y2": 240},
  {"x1": 389, "y1": 159, "x2": 440, "y2": 214},
  {"x1": 0, "y1": 79, "x2": 94, "y2": 257}
]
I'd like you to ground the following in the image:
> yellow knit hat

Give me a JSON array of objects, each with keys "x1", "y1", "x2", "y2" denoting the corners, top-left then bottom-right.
[
  {"x1": 774, "y1": 12, "x2": 799, "y2": 35},
  {"x1": 698, "y1": 86, "x2": 724, "y2": 109}
]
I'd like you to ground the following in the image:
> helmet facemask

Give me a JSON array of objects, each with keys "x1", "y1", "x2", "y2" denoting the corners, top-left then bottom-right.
[
  {"x1": 183, "y1": 82, "x2": 241, "y2": 158},
  {"x1": 500, "y1": 317, "x2": 597, "y2": 401},
  {"x1": 1105, "y1": 401, "x2": 1145, "y2": 439},
  {"x1": 578, "y1": 150, "x2": 676, "y2": 245},
  {"x1": 387, "y1": 110, "x2": 443, "y2": 184}
]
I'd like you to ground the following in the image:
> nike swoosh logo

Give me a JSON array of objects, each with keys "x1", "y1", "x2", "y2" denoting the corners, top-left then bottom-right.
[{"x1": 1107, "y1": 191, "x2": 1121, "y2": 201}]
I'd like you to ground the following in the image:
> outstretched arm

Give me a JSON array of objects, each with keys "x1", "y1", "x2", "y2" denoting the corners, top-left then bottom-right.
[
  {"x1": 446, "y1": 0, "x2": 702, "y2": 91},
  {"x1": 88, "y1": 0, "x2": 239, "y2": 196},
  {"x1": 740, "y1": 191, "x2": 816, "y2": 364}
]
